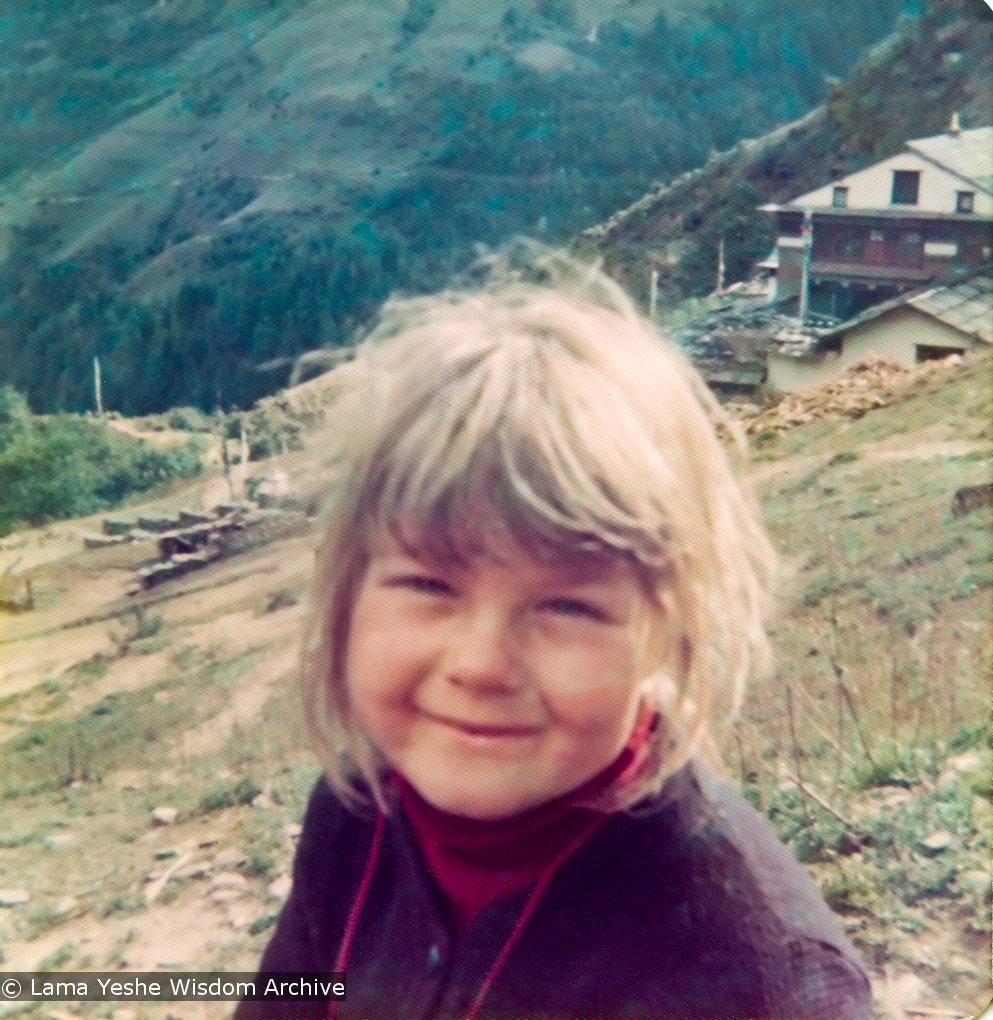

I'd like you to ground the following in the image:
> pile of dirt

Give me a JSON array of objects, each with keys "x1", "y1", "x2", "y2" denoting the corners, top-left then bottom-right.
[{"x1": 735, "y1": 354, "x2": 964, "y2": 436}]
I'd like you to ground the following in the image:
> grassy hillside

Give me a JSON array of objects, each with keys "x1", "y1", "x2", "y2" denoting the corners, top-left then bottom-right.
[
  {"x1": 0, "y1": 351, "x2": 989, "y2": 1017},
  {"x1": 742, "y1": 352, "x2": 991, "y2": 1014}
]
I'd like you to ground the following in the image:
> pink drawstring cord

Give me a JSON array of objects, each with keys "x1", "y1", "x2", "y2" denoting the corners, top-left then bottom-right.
[
  {"x1": 328, "y1": 807, "x2": 606, "y2": 1020},
  {"x1": 463, "y1": 812, "x2": 607, "y2": 1020},
  {"x1": 327, "y1": 808, "x2": 387, "y2": 1020}
]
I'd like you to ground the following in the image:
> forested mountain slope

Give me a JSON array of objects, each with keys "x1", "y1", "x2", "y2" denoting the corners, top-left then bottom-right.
[{"x1": 0, "y1": 0, "x2": 911, "y2": 414}]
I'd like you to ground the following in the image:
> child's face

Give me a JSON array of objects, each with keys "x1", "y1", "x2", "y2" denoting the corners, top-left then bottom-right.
[{"x1": 345, "y1": 532, "x2": 654, "y2": 820}]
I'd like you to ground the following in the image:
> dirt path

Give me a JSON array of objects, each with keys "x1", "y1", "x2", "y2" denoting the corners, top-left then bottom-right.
[{"x1": 749, "y1": 438, "x2": 988, "y2": 487}]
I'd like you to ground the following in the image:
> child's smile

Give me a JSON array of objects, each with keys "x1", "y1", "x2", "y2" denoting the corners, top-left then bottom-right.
[{"x1": 345, "y1": 533, "x2": 654, "y2": 819}]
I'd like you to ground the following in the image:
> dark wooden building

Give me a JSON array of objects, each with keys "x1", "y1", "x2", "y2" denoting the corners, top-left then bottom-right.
[{"x1": 761, "y1": 122, "x2": 992, "y2": 321}]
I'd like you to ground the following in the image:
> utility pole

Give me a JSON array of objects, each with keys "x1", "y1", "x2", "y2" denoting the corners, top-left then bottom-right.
[
  {"x1": 239, "y1": 421, "x2": 249, "y2": 499},
  {"x1": 649, "y1": 267, "x2": 659, "y2": 319},
  {"x1": 799, "y1": 209, "x2": 813, "y2": 324},
  {"x1": 215, "y1": 409, "x2": 235, "y2": 501},
  {"x1": 716, "y1": 236, "x2": 726, "y2": 295},
  {"x1": 93, "y1": 357, "x2": 104, "y2": 417}
]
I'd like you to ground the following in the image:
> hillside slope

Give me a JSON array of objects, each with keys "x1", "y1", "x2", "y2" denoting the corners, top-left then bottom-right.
[
  {"x1": 0, "y1": 0, "x2": 912, "y2": 414},
  {"x1": 573, "y1": 0, "x2": 993, "y2": 309},
  {"x1": 0, "y1": 351, "x2": 989, "y2": 1017}
]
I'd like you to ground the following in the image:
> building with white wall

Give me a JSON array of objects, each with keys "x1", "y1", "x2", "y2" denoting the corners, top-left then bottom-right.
[
  {"x1": 761, "y1": 122, "x2": 992, "y2": 321},
  {"x1": 767, "y1": 272, "x2": 992, "y2": 392}
]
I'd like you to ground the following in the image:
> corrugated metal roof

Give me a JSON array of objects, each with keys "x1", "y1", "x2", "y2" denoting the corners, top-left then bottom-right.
[
  {"x1": 907, "y1": 126, "x2": 993, "y2": 193},
  {"x1": 907, "y1": 273, "x2": 993, "y2": 343},
  {"x1": 818, "y1": 273, "x2": 993, "y2": 346}
]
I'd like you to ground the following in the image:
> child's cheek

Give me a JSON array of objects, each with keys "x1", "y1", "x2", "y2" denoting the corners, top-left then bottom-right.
[
  {"x1": 547, "y1": 643, "x2": 645, "y2": 727},
  {"x1": 542, "y1": 634, "x2": 642, "y2": 692},
  {"x1": 347, "y1": 685, "x2": 412, "y2": 764}
]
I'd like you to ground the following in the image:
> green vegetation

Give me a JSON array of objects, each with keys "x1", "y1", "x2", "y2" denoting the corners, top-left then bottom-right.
[
  {"x1": 0, "y1": 0, "x2": 917, "y2": 414},
  {"x1": 0, "y1": 0, "x2": 285, "y2": 183},
  {"x1": 249, "y1": 912, "x2": 279, "y2": 936},
  {"x1": 2, "y1": 645, "x2": 261, "y2": 795},
  {"x1": 37, "y1": 941, "x2": 77, "y2": 971},
  {"x1": 199, "y1": 776, "x2": 263, "y2": 814},
  {"x1": 5, "y1": 689, "x2": 188, "y2": 791},
  {"x1": 732, "y1": 356, "x2": 992, "y2": 1004},
  {"x1": 0, "y1": 385, "x2": 203, "y2": 535}
]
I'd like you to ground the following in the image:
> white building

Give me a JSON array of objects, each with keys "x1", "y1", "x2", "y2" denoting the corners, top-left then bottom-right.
[
  {"x1": 761, "y1": 122, "x2": 993, "y2": 321},
  {"x1": 767, "y1": 272, "x2": 992, "y2": 392}
]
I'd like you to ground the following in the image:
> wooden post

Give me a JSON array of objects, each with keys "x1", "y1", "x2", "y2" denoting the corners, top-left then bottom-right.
[
  {"x1": 93, "y1": 357, "x2": 104, "y2": 417},
  {"x1": 799, "y1": 209, "x2": 813, "y2": 323},
  {"x1": 217, "y1": 410, "x2": 235, "y2": 501},
  {"x1": 239, "y1": 422, "x2": 249, "y2": 498}
]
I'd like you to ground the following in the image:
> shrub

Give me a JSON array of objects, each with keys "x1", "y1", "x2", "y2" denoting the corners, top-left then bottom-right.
[
  {"x1": 0, "y1": 385, "x2": 32, "y2": 452},
  {"x1": 241, "y1": 404, "x2": 304, "y2": 461},
  {"x1": 0, "y1": 412, "x2": 203, "y2": 535},
  {"x1": 167, "y1": 405, "x2": 210, "y2": 432},
  {"x1": 249, "y1": 912, "x2": 279, "y2": 936},
  {"x1": 245, "y1": 852, "x2": 277, "y2": 878},
  {"x1": 823, "y1": 865, "x2": 877, "y2": 914},
  {"x1": 828, "y1": 450, "x2": 859, "y2": 467},
  {"x1": 948, "y1": 720, "x2": 987, "y2": 754},
  {"x1": 199, "y1": 776, "x2": 262, "y2": 813}
]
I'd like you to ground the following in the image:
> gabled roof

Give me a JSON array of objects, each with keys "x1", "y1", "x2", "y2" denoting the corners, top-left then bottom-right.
[
  {"x1": 761, "y1": 125, "x2": 993, "y2": 215},
  {"x1": 907, "y1": 272, "x2": 993, "y2": 342},
  {"x1": 821, "y1": 272, "x2": 993, "y2": 345},
  {"x1": 907, "y1": 126, "x2": 993, "y2": 194}
]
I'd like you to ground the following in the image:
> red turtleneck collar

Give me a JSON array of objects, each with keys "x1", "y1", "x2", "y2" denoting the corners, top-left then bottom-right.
[{"x1": 396, "y1": 706, "x2": 656, "y2": 932}]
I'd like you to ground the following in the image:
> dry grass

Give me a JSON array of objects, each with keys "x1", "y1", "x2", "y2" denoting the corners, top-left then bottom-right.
[{"x1": 736, "y1": 352, "x2": 992, "y2": 1017}]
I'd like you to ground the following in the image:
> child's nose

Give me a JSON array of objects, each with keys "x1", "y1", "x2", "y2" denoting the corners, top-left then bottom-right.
[{"x1": 444, "y1": 610, "x2": 521, "y2": 692}]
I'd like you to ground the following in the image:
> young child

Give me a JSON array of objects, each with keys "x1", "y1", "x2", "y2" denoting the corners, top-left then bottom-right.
[{"x1": 236, "y1": 254, "x2": 873, "y2": 1020}]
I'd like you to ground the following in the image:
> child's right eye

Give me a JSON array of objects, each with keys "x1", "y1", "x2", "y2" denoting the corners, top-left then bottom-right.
[{"x1": 540, "y1": 597, "x2": 609, "y2": 622}]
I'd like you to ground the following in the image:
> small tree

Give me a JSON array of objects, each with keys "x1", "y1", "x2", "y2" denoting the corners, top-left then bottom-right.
[{"x1": 0, "y1": 386, "x2": 33, "y2": 453}]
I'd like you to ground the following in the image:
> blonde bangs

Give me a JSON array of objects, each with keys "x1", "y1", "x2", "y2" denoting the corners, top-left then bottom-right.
[{"x1": 359, "y1": 294, "x2": 696, "y2": 576}]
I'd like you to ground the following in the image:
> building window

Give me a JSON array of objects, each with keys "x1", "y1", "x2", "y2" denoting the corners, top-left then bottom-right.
[
  {"x1": 917, "y1": 344, "x2": 965, "y2": 363},
  {"x1": 832, "y1": 186, "x2": 848, "y2": 208},
  {"x1": 891, "y1": 170, "x2": 920, "y2": 205},
  {"x1": 834, "y1": 226, "x2": 866, "y2": 260},
  {"x1": 956, "y1": 190, "x2": 975, "y2": 213},
  {"x1": 896, "y1": 231, "x2": 923, "y2": 265}
]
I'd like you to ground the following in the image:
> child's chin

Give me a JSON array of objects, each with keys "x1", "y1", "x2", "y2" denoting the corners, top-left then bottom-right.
[{"x1": 416, "y1": 782, "x2": 546, "y2": 821}]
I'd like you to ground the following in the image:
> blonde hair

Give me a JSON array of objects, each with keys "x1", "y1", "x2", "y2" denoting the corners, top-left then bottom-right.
[{"x1": 302, "y1": 250, "x2": 774, "y2": 812}]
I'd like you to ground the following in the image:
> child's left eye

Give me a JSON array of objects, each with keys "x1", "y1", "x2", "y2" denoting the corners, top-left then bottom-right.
[
  {"x1": 540, "y1": 597, "x2": 607, "y2": 621},
  {"x1": 388, "y1": 574, "x2": 454, "y2": 596}
]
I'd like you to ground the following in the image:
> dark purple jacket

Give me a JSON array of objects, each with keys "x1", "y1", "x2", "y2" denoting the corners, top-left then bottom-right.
[{"x1": 236, "y1": 763, "x2": 872, "y2": 1019}]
